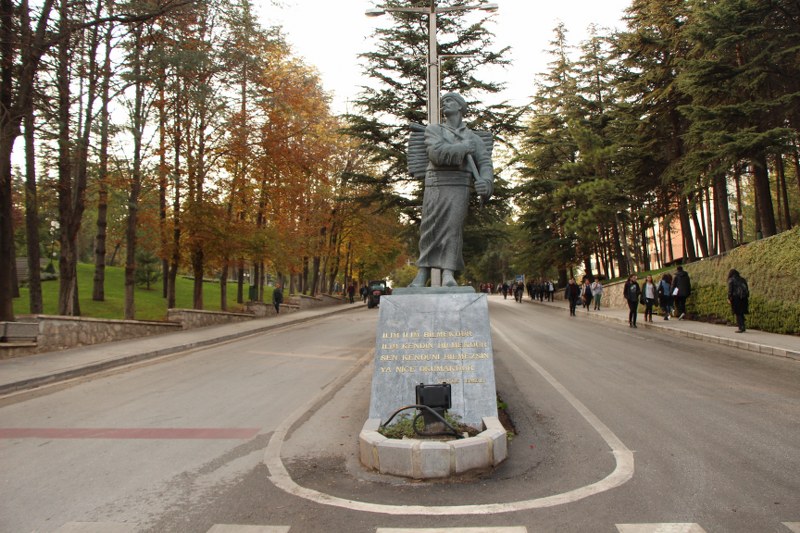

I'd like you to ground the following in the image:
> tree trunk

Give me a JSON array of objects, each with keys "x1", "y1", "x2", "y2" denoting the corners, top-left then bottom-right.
[
  {"x1": 614, "y1": 213, "x2": 630, "y2": 277},
  {"x1": 220, "y1": 264, "x2": 228, "y2": 311},
  {"x1": 92, "y1": 22, "x2": 112, "y2": 302},
  {"x1": 734, "y1": 165, "x2": 744, "y2": 243},
  {"x1": 124, "y1": 24, "x2": 145, "y2": 320},
  {"x1": 776, "y1": 154, "x2": 792, "y2": 230},
  {"x1": 23, "y1": 101, "x2": 42, "y2": 313},
  {"x1": 158, "y1": 85, "x2": 169, "y2": 299},
  {"x1": 678, "y1": 197, "x2": 697, "y2": 262},
  {"x1": 689, "y1": 198, "x2": 709, "y2": 258},
  {"x1": 713, "y1": 170, "x2": 735, "y2": 253},
  {"x1": 192, "y1": 248, "x2": 204, "y2": 310},
  {"x1": 752, "y1": 154, "x2": 777, "y2": 237},
  {"x1": 237, "y1": 259, "x2": 244, "y2": 304},
  {"x1": 56, "y1": 0, "x2": 79, "y2": 316}
]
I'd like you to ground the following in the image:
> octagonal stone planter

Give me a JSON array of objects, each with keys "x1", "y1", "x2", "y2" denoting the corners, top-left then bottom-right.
[{"x1": 359, "y1": 416, "x2": 508, "y2": 479}]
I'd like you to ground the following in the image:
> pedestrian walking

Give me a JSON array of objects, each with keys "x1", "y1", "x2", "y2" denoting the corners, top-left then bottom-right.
[
  {"x1": 565, "y1": 278, "x2": 581, "y2": 316},
  {"x1": 272, "y1": 284, "x2": 283, "y2": 314},
  {"x1": 642, "y1": 275, "x2": 657, "y2": 322},
  {"x1": 591, "y1": 278, "x2": 604, "y2": 310},
  {"x1": 658, "y1": 273, "x2": 673, "y2": 320},
  {"x1": 347, "y1": 283, "x2": 356, "y2": 303},
  {"x1": 727, "y1": 269, "x2": 750, "y2": 333},
  {"x1": 671, "y1": 265, "x2": 692, "y2": 319},
  {"x1": 514, "y1": 282, "x2": 524, "y2": 303},
  {"x1": 623, "y1": 274, "x2": 641, "y2": 328},
  {"x1": 548, "y1": 280, "x2": 555, "y2": 301},
  {"x1": 581, "y1": 278, "x2": 593, "y2": 311}
]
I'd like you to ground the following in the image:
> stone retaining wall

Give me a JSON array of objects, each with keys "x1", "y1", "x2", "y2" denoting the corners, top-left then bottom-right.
[
  {"x1": 243, "y1": 302, "x2": 300, "y2": 317},
  {"x1": 287, "y1": 293, "x2": 345, "y2": 309},
  {"x1": 166, "y1": 308, "x2": 255, "y2": 329},
  {"x1": 33, "y1": 315, "x2": 182, "y2": 353}
]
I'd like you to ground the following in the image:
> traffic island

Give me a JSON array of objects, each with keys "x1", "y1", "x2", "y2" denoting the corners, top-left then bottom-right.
[{"x1": 361, "y1": 288, "x2": 509, "y2": 479}]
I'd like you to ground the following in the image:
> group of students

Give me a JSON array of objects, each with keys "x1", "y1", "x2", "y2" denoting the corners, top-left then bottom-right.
[
  {"x1": 563, "y1": 277, "x2": 605, "y2": 316},
  {"x1": 620, "y1": 266, "x2": 750, "y2": 332},
  {"x1": 621, "y1": 266, "x2": 691, "y2": 328}
]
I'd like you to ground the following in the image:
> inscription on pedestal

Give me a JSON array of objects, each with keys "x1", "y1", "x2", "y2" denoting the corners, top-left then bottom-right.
[{"x1": 368, "y1": 290, "x2": 498, "y2": 428}]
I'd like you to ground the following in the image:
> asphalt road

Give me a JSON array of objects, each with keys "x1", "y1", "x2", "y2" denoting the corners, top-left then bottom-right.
[{"x1": 1, "y1": 296, "x2": 798, "y2": 533}]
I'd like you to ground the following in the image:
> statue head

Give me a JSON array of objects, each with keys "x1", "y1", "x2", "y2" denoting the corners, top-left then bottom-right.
[{"x1": 441, "y1": 92, "x2": 468, "y2": 116}]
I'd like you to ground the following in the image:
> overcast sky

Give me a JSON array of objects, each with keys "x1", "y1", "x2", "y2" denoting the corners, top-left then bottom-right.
[{"x1": 256, "y1": 0, "x2": 633, "y2": 114}]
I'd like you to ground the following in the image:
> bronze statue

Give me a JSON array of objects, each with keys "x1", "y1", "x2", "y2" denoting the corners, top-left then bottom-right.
[{"x1": 407, "y1": 92, "x2": 494, "y2": 287}]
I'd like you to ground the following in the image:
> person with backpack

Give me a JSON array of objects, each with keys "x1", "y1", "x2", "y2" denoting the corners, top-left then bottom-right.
[
  {"x1": 623, "y1": 274, "x2": 642, "y2": 328},
  {"x1": 727, "y1": 269, "x2": 750, "y2": 333},
  {"x1": 658, "y1": 272, "x2": 673, "y2": 320},
  {"x1": 671, "y1": 265, "x2": 692, "y2": 319}
]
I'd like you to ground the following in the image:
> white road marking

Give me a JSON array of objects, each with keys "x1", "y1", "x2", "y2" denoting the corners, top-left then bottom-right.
[
  {"x1": 616, "y1": 525, "x2": 707, "y2": 533},
  {"x1": 263, "y1": 322, "x2": 635, "y2": 515},
  {"x1": 206, "y1": 526, "x2": 291, "y2": 533},
  {"x1": 54, "y1": 523, "x2": 139, "y2": 533},
  {"x1": 376, "y1": 528, "x2": 527, "y2": 532}
]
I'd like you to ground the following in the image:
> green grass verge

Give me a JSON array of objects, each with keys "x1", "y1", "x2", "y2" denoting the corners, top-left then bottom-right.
[
  {"x1": 682, "y1": 227, "x2": 800, "y2": 335},
  {"x1": 13, "y1": 262, "x2": 271, "y2": 322}
]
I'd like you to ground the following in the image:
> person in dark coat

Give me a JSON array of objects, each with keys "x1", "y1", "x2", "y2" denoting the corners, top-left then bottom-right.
[
  {"x1": 272, "y1": 284, "x2": 283, "y2": 314},
  {"x1": 671, "y1": 265, "x2": 692, "y2": 320},
  {"x1": 727, "y1": 269, "x2": 750, "y2": 333},
  {"x1": 564, "y1": 278, "x2": 581, "y2": 316},
  {"x1": 623, "y1": 274, "x2": 642, "y2": 328}
]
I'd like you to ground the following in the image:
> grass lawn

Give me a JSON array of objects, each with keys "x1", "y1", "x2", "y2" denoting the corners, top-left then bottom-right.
[{"x1": 14, "y1": 263, "x2": 258, "y2": 321}]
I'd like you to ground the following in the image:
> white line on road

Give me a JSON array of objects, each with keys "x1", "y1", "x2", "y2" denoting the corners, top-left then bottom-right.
[
  {"x1": 375, "y1": 526, "x2": 528, "y2": 533},
  {"x1": 206, "y1": 525, "x2": 291, "y2": 533},
  {"x1": 616, "y1": 524, "x2": 707, "y2": 533},
  {"x1": 263, "y1": 321, "x2": 635, "y2": 515}
]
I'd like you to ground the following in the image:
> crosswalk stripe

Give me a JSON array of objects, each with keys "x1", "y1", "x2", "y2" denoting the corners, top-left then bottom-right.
[
  {"x1": 783, "y1": 524, "x2": 800, "y2": 532},
  {"x1": 206, "y1": 526, "x2": 291, "y2": 533},
  {"x1": 376, "y1": 528, "x2": 528, "y2": 533},
  {"x1": 616, "y1": 525, "x2": 707, "y2": 533},
  {"x1": 54, "y1": 523, "x2": 138, "y2": 533}
]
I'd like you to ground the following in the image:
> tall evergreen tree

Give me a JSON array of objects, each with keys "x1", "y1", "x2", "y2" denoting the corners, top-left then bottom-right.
[
  {"x1": 345, "y1": 0, "x2": 520, "y2": 275},
  {"x1": 679, "y1": 0, "x2": 800, "y2": 238}
]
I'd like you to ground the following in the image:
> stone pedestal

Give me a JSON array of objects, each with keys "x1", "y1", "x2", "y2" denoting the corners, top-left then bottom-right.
[{"x1": 368, "y1": 287, "x2": 497, "y2": 428}]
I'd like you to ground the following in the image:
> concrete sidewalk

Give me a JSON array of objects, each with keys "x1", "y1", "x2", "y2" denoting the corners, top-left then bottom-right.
[
  {"x1": 0, "y1": 302, "x2": 366, "y2": 397},
  {"x1": 513, "y1": 294, "x2": 800, "y2": 361}
]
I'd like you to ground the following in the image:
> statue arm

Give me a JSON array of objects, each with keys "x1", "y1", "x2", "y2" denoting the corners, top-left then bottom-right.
[
  {"x1": 472, "y1": 134, "x2": 494, "y2": 198},
  {"x1": 425, "y1": 125, "x2": 471, "y2": 167}
]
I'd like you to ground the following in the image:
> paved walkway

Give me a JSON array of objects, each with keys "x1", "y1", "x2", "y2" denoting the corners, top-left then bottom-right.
[
  {"x1": 509, "y1": 294, "x2": 800, "y2": 361},
  {"x1": 2, "y1": 294, "x2": 798, "y2": 398},
  {"x1": 0, "y1": 302, "x2": 366, "y2": 397}
]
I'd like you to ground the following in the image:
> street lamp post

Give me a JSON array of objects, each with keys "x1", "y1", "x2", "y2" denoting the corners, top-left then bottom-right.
[{"x1": 366, "y1": 1, "x2": 498, "y2": 126}]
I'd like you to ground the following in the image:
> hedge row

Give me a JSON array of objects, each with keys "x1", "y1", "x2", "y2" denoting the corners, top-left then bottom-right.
[{"x1": 684, "y1": 227, "x2": 800, "y2": 335}]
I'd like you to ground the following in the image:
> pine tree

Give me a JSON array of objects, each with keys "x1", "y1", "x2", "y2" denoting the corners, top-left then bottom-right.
[{"x1": 344, "y1": 0, "x2": 520, "y2": 273}]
